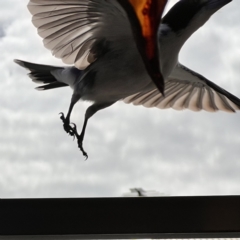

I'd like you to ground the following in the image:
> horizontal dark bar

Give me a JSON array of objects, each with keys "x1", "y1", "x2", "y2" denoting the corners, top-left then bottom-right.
[{"x1": 1, "y1": 196, "x2": 240, "y2": 239}]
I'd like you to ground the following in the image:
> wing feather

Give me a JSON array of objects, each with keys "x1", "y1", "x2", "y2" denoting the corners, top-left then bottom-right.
[
  {"x1": 28, "y1": 0, "x2": 132, "y2": 69},
  {"x1": 214, "y1": 92, "x2": 235, "y2": 112},
  {"x1": 170, "y1": 85, "x2": 193, "y2": 110},
  {"x1": 204, "y1": 87, "x2": 218, "y2": 112},
  {"x1": 124, "y1": 63, "x2": 240, "y2": 113}
]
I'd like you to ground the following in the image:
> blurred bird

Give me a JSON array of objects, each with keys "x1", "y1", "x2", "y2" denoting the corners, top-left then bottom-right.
[
  {"x1": 15, "y1": 0, "x2": 239, "y2": 159},
  {"x1": 125, "y1": 188, "x2": 165, "y2": 197}
]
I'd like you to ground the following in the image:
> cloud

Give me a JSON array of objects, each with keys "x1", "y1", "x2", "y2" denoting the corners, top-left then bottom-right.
[
  {"x1": 0, "y1": 26, "x2": 5, "y2": 38},
  {"x1": 1, "y1": 0, "x2": 240, "y2": 198}
]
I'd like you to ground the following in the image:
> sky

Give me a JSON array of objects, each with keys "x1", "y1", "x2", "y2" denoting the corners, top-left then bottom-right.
[{"x1": 1, "y1": 0, "x2": 240, "y2": 198}]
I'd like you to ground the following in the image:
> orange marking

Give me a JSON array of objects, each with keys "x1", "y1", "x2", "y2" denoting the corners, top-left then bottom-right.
[{"x1": 129, "y1": 0, "x2": 167, "y2": 60}]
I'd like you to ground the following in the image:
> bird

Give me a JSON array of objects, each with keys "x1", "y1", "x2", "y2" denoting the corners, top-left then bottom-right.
[
  {"x1": 122, "y1": 188, "x2": 164, "y2": 197},
  {"x1": 129, "y1": 188, "x2": 163, "y2": 197},
  {"x1": 15, "y1": 0, "x2": 167, "y2": 159},
  {"x1": 15, "y1": 0, "x2": 239, "y2": 159}
]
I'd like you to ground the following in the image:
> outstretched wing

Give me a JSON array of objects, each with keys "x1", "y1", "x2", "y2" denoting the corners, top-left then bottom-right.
[
  {"x1": 124, "y1": 63, "x2": 240, "y2": 112},
  {"x1": 28, "y1": 0, "x2": 135, "y2": 70},
  {"x1": 28, "y1": 0, "x2": 167, "y2": 94}
]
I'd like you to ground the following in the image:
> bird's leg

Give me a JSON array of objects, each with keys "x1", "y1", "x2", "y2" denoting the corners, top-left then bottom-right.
[
  {"x1": 59, "y1": 105, "x2": 75, "y2": 137},
  {"x1": 72, "y1": 102, "x2": 115, "y2": 159},
  {"x1": 59, "y1": 94, "x2": 79, "y2": 137},
  {"x1": 71, "y1": 121, "x2": 88, "y2": 159}
]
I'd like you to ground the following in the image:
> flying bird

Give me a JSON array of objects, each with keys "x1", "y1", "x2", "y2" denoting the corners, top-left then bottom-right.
[
  {"x1": 15, "y1": 0, "x2": 166, "y2": 158},
  {"x1": 15, "y1": 0, "x2": 239, "y2": 159},
  {"x1": 123, "y1": 188, "x2": 164, "y2": 197}
]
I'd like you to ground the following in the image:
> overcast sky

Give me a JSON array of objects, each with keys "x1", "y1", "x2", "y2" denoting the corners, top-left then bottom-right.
[{"x1": 1, "y1": 0, "x2": 240, "y2": 198}]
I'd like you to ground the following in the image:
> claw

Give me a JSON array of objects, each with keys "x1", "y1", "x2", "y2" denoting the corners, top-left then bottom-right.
[
  {"x1": 59, "y1": 112, "x2": 64, "y2": 121},
  {"x1": 59, "y1": 112, "x2": 88, "y2": 158},
  {"x1": 70, "y1": 123, "x2": 77, "y2": 131},
  {"x1": 59, "y1": 112, "x2": 74, "y2": 136},
  {"x1": 68, "y1": 130, "x2": 74, "y2": 137},
  {"x1": 70, "y1": 123, "x2": 77, "y2": 140},
  {"x1": 84, "y1": 153, "x2": 88, "y2": 161},
  {"x1": 77, "y1": 137, "x2": 88, "y2": 160},
  {"x1": 81, "y1": 148, "x2": 88, "y2": 160}
]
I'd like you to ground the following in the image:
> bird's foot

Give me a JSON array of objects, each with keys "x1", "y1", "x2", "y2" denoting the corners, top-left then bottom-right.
[
  {"x1": 78, "y1": 139, "x2": 88, "y2": 160},
  {"x1": 59, "y1": 112, "x2": 75, "y2": 137},
  {"x1": 71, "y1": 123, "x2": 88, "y2": 160}
]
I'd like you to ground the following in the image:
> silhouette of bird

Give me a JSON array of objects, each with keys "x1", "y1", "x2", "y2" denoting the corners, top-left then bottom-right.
[{"x1": 15, "y1": 0, "x2": 239, "y2": 159}]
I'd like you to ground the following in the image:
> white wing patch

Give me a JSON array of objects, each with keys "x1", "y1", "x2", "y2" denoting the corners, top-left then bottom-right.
[
  {"x1": 28, "y1": 0, "x2": 131, "y2": 70},
  {"x1": 124, "y1": 64, "x2": 240, "y2": 113}
]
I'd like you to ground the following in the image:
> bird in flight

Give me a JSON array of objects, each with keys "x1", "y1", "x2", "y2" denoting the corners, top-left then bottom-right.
[{"x1": 15, "y1": 0, "x2": 239, "y2": 159}]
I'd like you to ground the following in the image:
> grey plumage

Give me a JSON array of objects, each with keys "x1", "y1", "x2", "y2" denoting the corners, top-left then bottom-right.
[{"x1": 15, "y1": 0, "x2": 239, "y2": 158}]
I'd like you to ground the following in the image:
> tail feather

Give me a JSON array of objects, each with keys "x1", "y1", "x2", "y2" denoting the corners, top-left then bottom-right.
[
  {"x1": 35, "y1": 82, "x2": 67, "y2": 91},
  {"x1": 28, "y1": 72, "x2": 57, "y2": 84},
  {"x1": 14, "y1": 59, "x2": 68, "y2": 90}
]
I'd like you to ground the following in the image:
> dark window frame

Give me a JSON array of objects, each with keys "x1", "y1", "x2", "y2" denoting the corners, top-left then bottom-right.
[{"x1": 1, "y1": 196, "x2": 240, "y2": 239}]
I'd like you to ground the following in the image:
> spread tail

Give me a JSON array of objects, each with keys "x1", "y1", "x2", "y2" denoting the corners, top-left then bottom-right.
[{"x1": 14, "y1": 59, "x2": 68, "y2": 90}]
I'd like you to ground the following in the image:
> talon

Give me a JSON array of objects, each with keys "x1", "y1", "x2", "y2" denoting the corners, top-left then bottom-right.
[
  {"x1": 80, "y1": 148, "x2": 88, "y2": 160},
  {"x1": 69, "y1": 123, "x2": 77, "y2": 140},
  {"x1": 68, "y1": 131, "x2": 74, "y2": 137},
  {"x1": 59, "y1": 112, "x2": 74, "y2": 136},
  {"x1": 77, "y1": 137, "x2": 88, "y2": 160},
  {"x1": 84, "y1": 153, "x2": 88, "y2": 161},
  {"x1": 59, "y1": 112, "x2": 64, "y2": 120},
  {"x1": 68, "y1": 126, "x2": 75, "y2": 137},
  {"x1": 70, "y1": 123, "x2": 77, "y2": 130}
]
